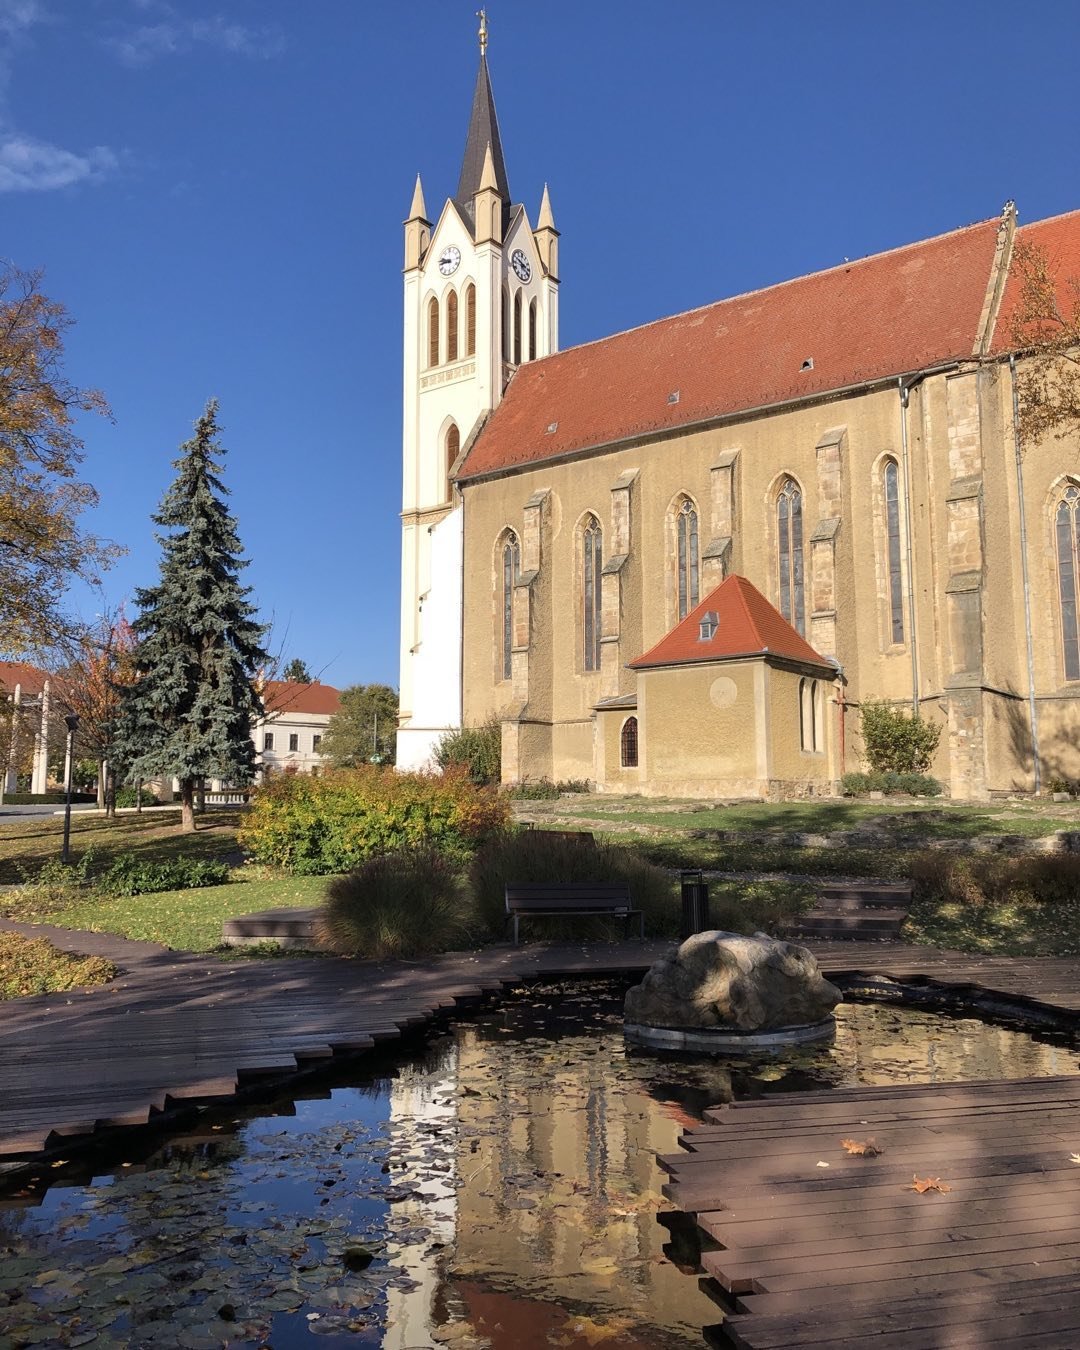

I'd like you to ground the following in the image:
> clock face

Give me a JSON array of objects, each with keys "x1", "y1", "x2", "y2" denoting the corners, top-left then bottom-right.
[
  {"x1": 437, "y1": 246, "x2": 461, "y2": 276},
  {"x1": 510, "y1": 248, "x2": 532, "y2": 283}
]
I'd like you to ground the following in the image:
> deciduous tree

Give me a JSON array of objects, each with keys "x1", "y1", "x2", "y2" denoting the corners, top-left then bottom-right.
[
  {"x1": 0, "y1": 263, "x2": 117, "y2": 657},
  {"x1": 319, "y1": 684, "x2": 398, "y2": 767},
  {"x1": 1008, "y1": 238, "x2": 1080, "y2": 448},
  {"x1": 114, "y1": 401, "x2": 269, "y2": 831}
]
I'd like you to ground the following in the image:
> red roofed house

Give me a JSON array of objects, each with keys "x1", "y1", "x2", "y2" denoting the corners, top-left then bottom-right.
[
  {"x1": 397, "y1": 33, "x2": 1080, "y2": 799},
  {"x1": 252, "y1": 680, "x2": 342, "y2": 780}
]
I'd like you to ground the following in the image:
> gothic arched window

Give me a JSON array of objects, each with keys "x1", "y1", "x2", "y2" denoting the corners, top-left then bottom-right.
[
  {"x1": 427, "y1": 296, "x2": 440, "y2": 368},
  {"x1": 620, "y1": 716, "x2": 638, "y2": 768},
  {"x1": 582, "y1": 515, "x2": 603, "y2": 672},
  {"x1": 513, "y1": 290, "x2": 522, "y2": 365},
  {"x1": 446, "y1": 290, "x2": 458, "y2": 363},
  {"x1": 1056, "y1": 483, "x2": 1080, "y2": 681},
  {"x1": 445, "y1": 423, "x2": 460, "y2": 502},
  {"x1": 676, "y1": 497, "x2": 700, "y2": 621},
  {"x1": 883, "y1": 458, "x2": 904, "y2": 644},
  {"x1": 465, "y1": 283, "x2": 476, "y2": 357},
  {"x1": 528, "y1": 298, "x2": 537, "y2": 361},
  {"x1": 776, "y1": 477, "x2": 805, "y2": 636},
  {"x1": 501, "y1": 286, "x2": 510, "y2": 362},
  {"x1": 501, "y1": 531, "x2": 520, "y2": 681}
]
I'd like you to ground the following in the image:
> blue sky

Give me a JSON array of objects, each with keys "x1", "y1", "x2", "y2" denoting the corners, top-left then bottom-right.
[{"x1": 5, "y1": 0, "x2": 1078, "y2": 689}]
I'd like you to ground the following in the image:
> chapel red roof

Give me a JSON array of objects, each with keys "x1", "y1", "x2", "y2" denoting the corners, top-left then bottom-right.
[
  {"x1": 628, "y1": 574, "x2": 831, "y2": 671},
  {"x1": 993, "y1": 209, "x2": 1080, "y2": 353},
  {"x1": 460, "y1": 214, "x2": 1006, "y2": 480},
  {"x1": 261, "y1": 680, "x2": 342, "y2": 716},
  {"x1": 0, "y1": 661, "x2": 51, "y2": 696}
]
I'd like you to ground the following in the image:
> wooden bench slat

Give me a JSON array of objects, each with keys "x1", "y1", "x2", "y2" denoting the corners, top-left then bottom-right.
[{"x1": 504, "y1": 881, "x2": 643, "y2": 943}]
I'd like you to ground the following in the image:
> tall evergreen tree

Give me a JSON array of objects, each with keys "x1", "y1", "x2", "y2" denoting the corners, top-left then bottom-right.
[{"x1": 115, "y1": 400, "x2": 269, "y2": 831}]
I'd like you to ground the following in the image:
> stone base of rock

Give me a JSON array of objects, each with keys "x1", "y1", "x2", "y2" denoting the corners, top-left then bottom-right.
[{"x1": 624, "y1": 1016, "x2": 836, "y2": 1054}]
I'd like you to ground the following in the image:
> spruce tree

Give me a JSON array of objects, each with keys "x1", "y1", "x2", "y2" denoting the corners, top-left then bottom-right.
[{"x1": 116, "y1": 400, "x2": 269, "y2": 831}]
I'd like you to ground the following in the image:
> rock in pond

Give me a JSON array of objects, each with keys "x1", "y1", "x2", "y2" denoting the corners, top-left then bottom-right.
[{"x1": 624, "y1": 930, "x2": 842, "y2": 1032}]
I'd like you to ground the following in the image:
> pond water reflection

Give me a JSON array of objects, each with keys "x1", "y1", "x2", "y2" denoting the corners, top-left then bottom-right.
[{"x1": 1, "y1": 983, "x2": 1077, "y2": 1349}]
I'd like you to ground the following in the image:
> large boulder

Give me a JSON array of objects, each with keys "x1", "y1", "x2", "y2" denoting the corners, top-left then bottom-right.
[{"x1": 624, "y1": 930, "x2": 842, "y2": 1032}]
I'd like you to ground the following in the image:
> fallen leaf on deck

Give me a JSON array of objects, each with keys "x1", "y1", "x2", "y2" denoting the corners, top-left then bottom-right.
[
  {"x1": 906, "y1": 1175, "x2": 952, "y2": 1194},
  {"x1": 1069, "y1": 1153, "x2": 1080, "y2": 1164},
  {"x1": 840, "y1": 1138, "x2": 883, "y2": 1157},
  {"x1": 815, "y1": 1161, "x2": 830, "y2": 1168}
]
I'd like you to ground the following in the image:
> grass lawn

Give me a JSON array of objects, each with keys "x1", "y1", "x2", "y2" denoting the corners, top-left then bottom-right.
[
  {"x1": 0, "y1": 808, "x2": 244, "y2": 884},
  {"x1": 536, "y1": 796, "x2": 1080, "y2": 840},
  {"x1": 17, "y1": 874, "x2": 329, "y2": 953}
]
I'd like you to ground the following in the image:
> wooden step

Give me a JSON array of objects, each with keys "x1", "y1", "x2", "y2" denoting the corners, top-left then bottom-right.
[{"x1": 787, "y1": 908, "x2": 907, "y2": 940}]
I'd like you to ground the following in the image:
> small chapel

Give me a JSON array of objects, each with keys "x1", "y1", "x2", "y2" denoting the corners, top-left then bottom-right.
[{"x1": 396, "y1": 18, "x2": 1080, "y2": 801}]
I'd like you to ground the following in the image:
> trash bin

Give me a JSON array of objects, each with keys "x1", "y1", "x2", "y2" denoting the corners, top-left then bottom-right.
[{"x1": 680, "y1": 869, "x2": 711, "y2": 939}]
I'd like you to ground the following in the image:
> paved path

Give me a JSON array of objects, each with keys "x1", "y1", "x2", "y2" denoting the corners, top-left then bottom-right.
[{"x1": 3, "y1": 923, "x2": 1080, "y2": 1169}]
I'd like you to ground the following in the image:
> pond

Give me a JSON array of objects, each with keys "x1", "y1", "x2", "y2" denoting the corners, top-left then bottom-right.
[{"x1": 1, "y1": 981, "x2": 1078, "y2": 1349}]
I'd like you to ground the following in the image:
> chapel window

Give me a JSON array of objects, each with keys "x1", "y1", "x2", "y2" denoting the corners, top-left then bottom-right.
[
  {"x1": 1056, "y1": 483, "x2": 1080, "y2": 681},
  {"x1": 676, "y1": 497, "x2": 700, "y2": 621},
  {"x1": 883, "y1": 458, "x2": 904, "y2": 644},
  {"x1": 582, "y1": 515, "x2": 603, "y2": 672},
  {"x1": 620, "y1": 716, "x2": 638, "y2": 768},
  {"x1": 513, "y1": 290, "x2": 523, "y2": 365},
  {"x1": 445, "y1": 423, "x2": 460, "y2": 502},
  {"x1": 799, "y1": 678, "x2": 819, "y2": 752},
  {"x1": 465, "y1": 283, "x2": 476, "y2": 356},
  {"x1": 528, "y1": 298, "x2": 537, "y2": 361},
  {"x1": 446, "y1": 290, "x2": 458, "y2": 363},
  {"x1": 428, "y1": 296, "x2": 440, "y2": 368},
  {"x1": 501, "y1": 531, "x2": 520, "y2": 681},
  {"x1": 777, "y1": 477, "x2": 806, "y2": 636},
  {"x1": 501, "y1": 286, "x2": 510, "y2": 362}
]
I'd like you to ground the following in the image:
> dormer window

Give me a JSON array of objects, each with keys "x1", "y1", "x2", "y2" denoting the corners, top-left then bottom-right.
[{"x1": 699, "y1": 611, "x2": 718, "y2": 642}]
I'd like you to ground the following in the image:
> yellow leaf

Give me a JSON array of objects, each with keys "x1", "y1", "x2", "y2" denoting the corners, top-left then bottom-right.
[
  {"x1": 840, "y1": 1137, "x2": 883, "y2": 1157},
  {"x1": 906, "y1": 1174, "x2": 952, "y2": 1194}
]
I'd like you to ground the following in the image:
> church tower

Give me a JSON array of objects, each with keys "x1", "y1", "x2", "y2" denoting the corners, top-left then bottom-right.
[{"x1": 396, "y1": 13, "x2": 560, "y2": 769}]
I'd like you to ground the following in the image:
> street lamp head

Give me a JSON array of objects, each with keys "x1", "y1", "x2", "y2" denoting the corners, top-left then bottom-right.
[{"x1": 64, "y1": 714, "x2": 79, "y2": 733}]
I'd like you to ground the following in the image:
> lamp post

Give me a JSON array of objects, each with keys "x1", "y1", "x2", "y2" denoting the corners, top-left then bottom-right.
[{"x1": 61, "y1": 714, "x2": 79, "y2": 864}]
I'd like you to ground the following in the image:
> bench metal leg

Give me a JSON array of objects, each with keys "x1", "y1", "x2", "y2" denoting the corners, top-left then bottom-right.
[{"x1": 513, "y1": 913, "x2": 520, "y2": 945}]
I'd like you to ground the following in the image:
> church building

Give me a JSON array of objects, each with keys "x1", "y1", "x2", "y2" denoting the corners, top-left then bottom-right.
[{"x1": 397, "y1": 23, "x2": 1080, "y2": 801}]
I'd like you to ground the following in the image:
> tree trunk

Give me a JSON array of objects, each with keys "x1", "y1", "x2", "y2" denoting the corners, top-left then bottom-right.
[
  {"x1": 97, "y1": 759, "x2": 106, "y2": 809},
  {"x1": 104, "y1": 764, "x2": 115, "y2": 819},
  {"x1": 180, "y1": 778, "x2": 196, "y2": 832}
]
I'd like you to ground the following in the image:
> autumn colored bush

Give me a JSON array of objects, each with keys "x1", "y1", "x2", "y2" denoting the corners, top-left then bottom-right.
[
  {"x1": 238, "y1": 765, "x2": 510, "y2": 875},
  {"x1": 318, "y1": 848, "x2": 468, "y2": 958}
]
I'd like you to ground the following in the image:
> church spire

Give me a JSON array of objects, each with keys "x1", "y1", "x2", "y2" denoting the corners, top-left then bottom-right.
[{"x1": 455, "y1": 14, "x2": 509, "y2": 231}]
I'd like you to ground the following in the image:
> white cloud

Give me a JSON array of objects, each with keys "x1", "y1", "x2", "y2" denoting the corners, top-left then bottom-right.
[
  {"x1": 0, "y1": 0, "x2": 44, "y2": 38},
  {"x1": 110, "y1": 13, "x2": 285, "y2": 66},
  {"x1": 0, "y1": 135, "x2": 118, "y2": 192}
]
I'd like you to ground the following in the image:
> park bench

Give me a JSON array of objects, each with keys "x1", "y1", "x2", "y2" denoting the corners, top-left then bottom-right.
[{"x1": 504, "y1": 881, "x2": 644, "y2": 945}]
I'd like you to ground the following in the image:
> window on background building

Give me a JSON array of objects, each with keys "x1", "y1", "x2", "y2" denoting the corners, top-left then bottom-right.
[
  {"x1": 883, "y1": 459, "x2": 904, "y2": 644},
  {"x1": 501, "y1": 287, "x2": 510, "y2": 362},
  {"x1": 263, "y1": 732, "x2": 274, "y2": 752},
  {"x1": 513, "y1": 290, "x2": 522, "y2": 364},
  {"x1": 501, "y1": 531, "x2": 520, "y2": 680},
  {"x1": 465, "y1": 283, "x2": 476, "y2": 356},
  {"x1": 799, "y1": 679, "x2": 817, "y2": 752},
  {"x1": 582, "y1": 515, "x2": 603, "y2": 672},
  {"x1": 620, "y1": 716, "x2": 638, "y2": 768},
  {"x1": 445, "y1": 423, "x2": 460, "y2": 501},
  {"x1": 289, "y1": 733, "x2": 299, "y2": 752},
  {"x1": 676, "y1": 496, "x2": 700, "y2": 620},
  {"x1": 313, "y1": 733, "x2": 322, "y2": 751},
  {"x1": 777, "y1": 477, "x2": 805, "y2": 635},
  {"x1": 528, "y1": 298, "x2": 537, "y2": 361},
  {"x1": 1056, "y1": 482, "x2": 1080, "y2": 680},
  {"x1": 427, "y1": 296, "x2": 440, "y2": 368},
  {"x1": 446, "y1": 290, "x2": 458, "y2": 362}
]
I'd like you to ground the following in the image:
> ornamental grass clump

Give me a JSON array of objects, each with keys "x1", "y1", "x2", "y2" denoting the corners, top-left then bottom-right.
[
  {"x1": 318, "y1": 847, "x2": 467, "y2": 959},
  {"x1": 468, "y1": 828, "x2": 677, "y2": 940},
  {"x1": 238, "y1": 765, "x2": 509, "y2": 875}
]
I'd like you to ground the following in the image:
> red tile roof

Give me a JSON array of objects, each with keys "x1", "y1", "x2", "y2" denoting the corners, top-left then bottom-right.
[
  {"x1": 460, "y1": 215, "x2": 1007, "y2": 480},
  {"x1": 261, "y1": 680, "x2": 342, "y2": 716},
  {"x1": 628, "y1": 574, "x2": 831, "y2": 671},
  {"x1": 0, "y1": 661, "x2": 51, "y2": 697},
  {"x1": 993, "y1": 209, "x2": 1080, "y2": 353}
]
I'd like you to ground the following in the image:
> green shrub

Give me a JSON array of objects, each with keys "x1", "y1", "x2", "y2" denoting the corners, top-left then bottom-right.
[
  {"x1": 841, "y1": 768, "x2": 941, "y2": 797},
  {"x1": 434, "y1": 720, "x2": 501, "y2": 786},
  {"x1": 555, "y1": 779, "x2": 591, "y2": 794},
  {"x1": 113, "y1": 786, "x2": 160, "y2": 809},
  {"x1": 4, "y1": 851, "x2": 97, "y2": 918},
  {"x1": 841, "y1": 771, "x2": 871, "y2": 796},
  {"x1": 707, "y1": 879, "x2": 816, "y2": 935},
  {"x1": 896, "y1": 772, "x2": 942, "y2": 797},
  {"x1": 0, "y1": 792, "x2": 95, "y2": 805},
  {"x1": 97, "y1": 853, "x2": 231, "y2": 897},
  {"x1": 468, "y1": 828, "x2": 677, "y2": 940},
  {"x1": 859, "y1": 700, "x2": 942, "y2": 774},
  {"x1": 318, "y1": 847, "x2": 467, "y2": 958},
  {"x1": 238, "y1": 766, "x2": 510, "y2": 876},
  {"x1": 910, "y1": 851, "x2": 1080, "y2": 911}
]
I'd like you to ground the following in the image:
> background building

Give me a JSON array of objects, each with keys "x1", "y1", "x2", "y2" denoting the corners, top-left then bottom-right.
[{"x1": 252, "y1": 680, "x2": 341, "y2": 780}]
